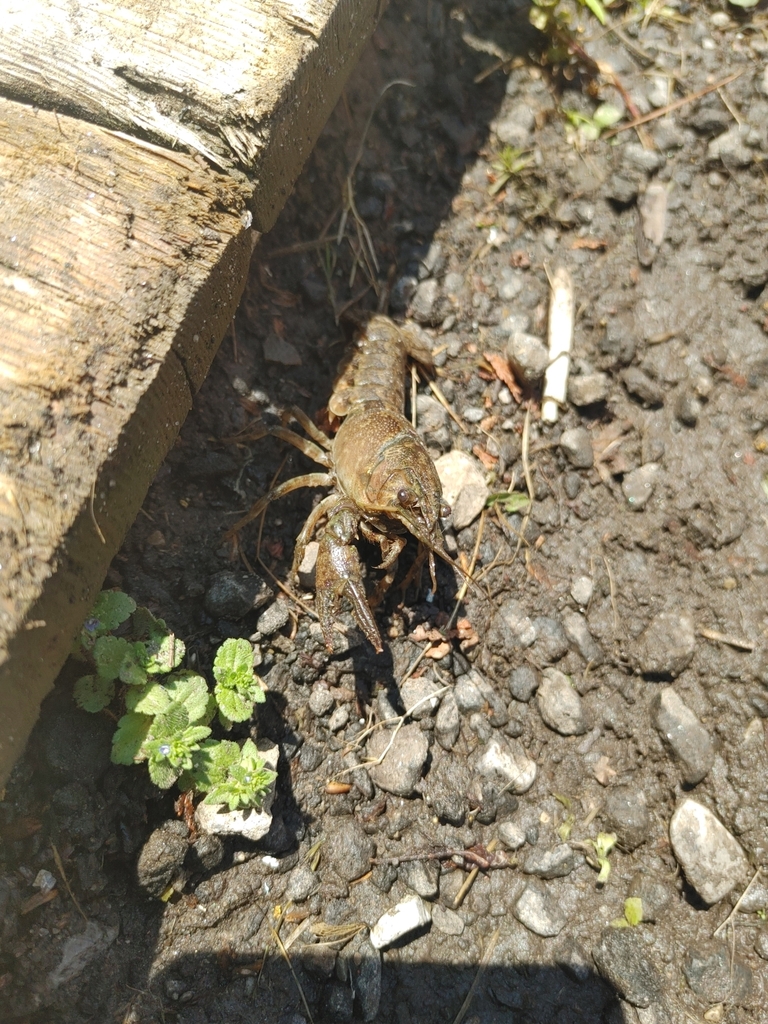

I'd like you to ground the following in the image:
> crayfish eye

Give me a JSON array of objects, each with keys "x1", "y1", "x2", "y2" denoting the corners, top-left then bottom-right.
[
  {"x1": 439, "y1": 502, "x2": 452, "y2": 519},
  {"x1": 397, "y1": 487, "x2": 416, "y2": 507}
]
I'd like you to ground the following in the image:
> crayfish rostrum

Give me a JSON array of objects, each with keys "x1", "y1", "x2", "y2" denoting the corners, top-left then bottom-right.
[{"x1": 227, "y1": 316, "x2": 452, "y2": 652}]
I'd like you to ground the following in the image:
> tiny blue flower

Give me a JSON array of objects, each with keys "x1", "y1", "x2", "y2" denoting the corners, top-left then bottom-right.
[{"x1": 159, "y1": 744, "x2": 171, "y2": 757}]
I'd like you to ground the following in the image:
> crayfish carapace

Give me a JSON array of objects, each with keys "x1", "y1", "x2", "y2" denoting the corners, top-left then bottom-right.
[{"x1": 226, "y1": 315, "x2": 452, "y2": 653}]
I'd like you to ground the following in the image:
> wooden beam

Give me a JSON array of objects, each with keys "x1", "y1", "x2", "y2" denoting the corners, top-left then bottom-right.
[{"x1": 0, "y1": 0, "x2": 385, "y2": 784}]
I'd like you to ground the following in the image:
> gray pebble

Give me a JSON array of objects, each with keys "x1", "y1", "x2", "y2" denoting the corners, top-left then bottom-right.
[
  {"x1": 325, "y1": 819, "x2": 375, "y2": 883},
  {"x1": 669, "y1": 798, "x2": 749, "y2": 905},
  {"x1": 296, "y1": 541, "x2": 319, "y2": 589},
  {"x1": 368, "y1": 724, "x2": 429, "y2": 796},
  {"x1": 399, "y1": 858, "x2": 440, "y2": 900},
  {"x1": 136, "y1": 821, "x2": 188, "y2": 898},
  {"x1": 508, "y1": 664, "x2": 540, "y2": 703},
  {"x1": 435, "y1": 690, "x2": 460, "y2": 750},
  {"x1": 563, "y1": 471, "x2": 582, "y2": 499},
  {"x1": 530, "y1": 616, "x2": 570, "y2": 664},
  {"x1": 621, "y1": 142, "x2": 665, "y2": 174},
  {"x1": 627, "y1": 870, "x2": 673, "y2": 923},
  {"x1": 633, "y1": 611, "x2": 695, "y2": 676},
  {"x1": 185, "y1": 834, "x2": 224, "y2": 874},
  {"x1": 569, "y1": 373, "x2": 609, "y2": 406},
  {"x1": 423, "y1": 756, "x2": 469, "y2": 826},
  {"x1": 653, "y1": 687, "x2": 715, "y2": 784},
  {"x1": 410, "y1": 278, "x2": 439, "y2": 322},
  {"x1": 299, "y1": 743, "x2": 324, "y2": 772},
  {"x1": 486, "y1": 599, "x2": 537, "y2": 658},
  {"x1": 560, "y1": 427, "x2": 594, "y2": 469},
  {"x1": 707, "y1": 125, "x2": 754, "y2": 168},
  {"x1": 462, "y1": 405, "x2": 486, "y2": 423},
  {"x1": 592, "y1": 928, "x2": 662, "y2": 1008},
  {"x1": 604, "y1": 786, "x2": 651, "y2": 852},
  {"x1": 498, "y1": 821, "x2": 527, "y2": 850},
  {"x1": 473, "y1": 735, "x2": 537, "y2": 794},
  {"x1": 522, "y1": 844, "x2": 577, "y2": 879},
  {"x1": 354, "y1": 939, "x2": 382, "y2": 1022},
  {"x1": 400, "y1": 675, "x2": 443, "y2": 720},
  {"x1": 256, "y1": 600, "x2": 290, "y2": 636},
  {"x1": 683, "y1": 941, "x2": 753, "y2": 1003},
  {"x1": 571, "y1": 576, "x2": 593, "y2": 606},
  {"x1": 204, "y1": 570, "x2": 272, "y2": 620},
  {"x1": 454, "y1": 673, "x2": 485, "y2": 714},
  {"x1": 622, "y1": 367, "x2": 664, "y2": 406},
  {"x1": 605, "y1": 172, "x2": 640, "y2": 205},
  {"x1": 328, "y1": 705, "x2": 350, "y2": 733},
  {"x1": 308, "y1": 685, "x2": 334, "y2": 718},
  {"x1": 514, "y1": 884, "x2": 567, "y2": 937},
  {"x1": 622, "y1": 463, "x2": 660, "y2": 512},
  {"x1": 498, "y1": 268, "x2": 524, "y2": 302},
  {"x1": 536, "y1": 668, "x2": 589, "y2": 736},
  {"x1": 676, "y1": 391, "x2": 702, "y2": 426},
  {"x1": 756, "y1": 930, "x2": 768, "y2": 960},
  {"x1": 562, "y1": 610, "x2": 604, "y2": 666},
  {"x1": 285, "y1": 864, "x2": 319, "y2": 902},
  {"x1": 431, "y1": 904, "x2": 464, "y2": 935},
  {"x1": 507, "y1": 332, "x2": 549, "y2": 383}
]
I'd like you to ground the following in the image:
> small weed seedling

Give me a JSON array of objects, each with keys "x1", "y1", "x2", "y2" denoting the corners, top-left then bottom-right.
[
  {"x1": 74, "y1": 591, "x2": 275, "y2": 810},
  {"x1": 611, "y1": 897, "x2": 644, "y2": 928},
  {"x1": 488, "y1": 145, "x2": 534, "y2": 196}
]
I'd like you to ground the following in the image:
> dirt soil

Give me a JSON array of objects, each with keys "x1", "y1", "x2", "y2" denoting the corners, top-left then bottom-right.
[{"x1": 3, "y1": 2, "x2": 768, "y2": 1022}]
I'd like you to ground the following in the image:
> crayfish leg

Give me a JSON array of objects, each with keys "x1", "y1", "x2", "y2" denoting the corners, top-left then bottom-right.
[{"x1": 225, "y1": 472, "x2": 333, "y2": 539}]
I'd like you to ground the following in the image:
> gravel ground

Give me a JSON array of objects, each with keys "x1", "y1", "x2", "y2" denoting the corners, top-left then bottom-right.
[{"x1": 2, "y1": 2, "x2": 768, "y2": 1023}]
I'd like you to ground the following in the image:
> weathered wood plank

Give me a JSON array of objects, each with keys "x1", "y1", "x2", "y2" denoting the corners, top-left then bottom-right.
[
  {"x1": 0, "y1": 97, "x2": 255, "y2": 780},
  {"x1": 0, "y1": 0, "x2": 385, "y2": 228}
]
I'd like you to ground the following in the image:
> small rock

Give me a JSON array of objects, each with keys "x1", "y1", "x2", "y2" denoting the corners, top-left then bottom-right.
[
  {"x1": 498, "y1": 268, "x2": 524, "y2": 302},
  {"x1": 435, "y1": 691, "x2": 460, "y2": 750},
  {"x1": 353, "y1": 939, "x2": 382, "y2": 1022},
  {"x1": 325, "y1": 982, "x2": 354, "y2": 1021},
  {"x1": 514, "y1": 884, "x2": 567, "y2": 937},
  {"x1": 297, "y1": 541, "x2": 319, "y2": 589},
  {"x1": 285, "y1": 864, "x2": 319, "y2": 902},
  {"x1": 605, "y1": 172, "x2": 640, "y2": 205},
  {"x1": 423, "y1": 756, "x2": 469, "y2": 825},
  {"x1": 622, "y1": 367, "x2": 664, "y2": 406},
  {"x1": 495, "y1": 106, "x2": 535, "y2": 147},
  {"x1": 325, "y1": 819, "x2": 376, "y2": 883},
  {"x1": 410, "y1": 278, "x2": 440, "y2": 323},
  {"x1": 431, "y1": 904, "x2": 464, "y2": 935},
  {"x1": 756, "y1": 931, "x2": 768, "y2": 960},
  {"x1": 604, "y1": 786, "x2": 651, "y2": 852},
  {"x1": 498, "y1": 821, "x2": 527, "y2": 850},
  {"x1": 136, "y1": 821, "x2": 189, "y2": 898},
  {"x1": 571, "y1": 576, "x2": 593, "y2": 606},
  {"x1": 669, "y1": 799, "x2": 750, "y2": 905},
  {"x1": 569, "y1": 373, "x2": 610, "y2": 406},
  {"x1": 676, "y1": 391, "x2": 701, "y2": 427},
  {"x1": 559, "y1": 427, "x2": 594, "y2": 469},
  {"x1": 328, "y1": 706, "x2": 350, "y2": 733},
  {"x1": 399, "y1": 858, "x2": 440, "y2": 899},
  {"x1": 683, "y1": 942, "x2": 753, "y2": 1004},
  {"x1": 474, "y1": 735, "x2": 537, "y2": 794},
  {"x1": 308, "y1": 685, "x2": 334, "y2": 718},
  {"x1": 204, "y1": 571, "x2": 272, "y2": 620},
  {"x1": 562, "y1": 610, "x2": 604, "y2": 666},
  {"x1": 434, "y1": 451, "x2": 490, "y2": 530},
  {"x1": 264, "y1": 334, "x2": 302, "y2": 366},
  {"x1": 49, "y1": 921, "x2": 119, "y2": 988},
  {"x1": 454, "y1": 673, "x2": 485, "y2": 714},
  {"x1": 507, "y1": 332, "x2": 549, "y2": 383},
  {"x1": 486, "y1": 599, "x2": 537, "y2": 658},
  {"x1": 391, "y1": 274, "x2": 418, "y2": 312},
  {"x1": 256, "y1": 600, "x2": 290, "y2": 636},
  {"x1": 621, "y1": 142, "x2": 665, "y2": 174},
  {"x1": 633, "y1": 611, "x2": 695, "y2": 676},
  {"x1": 508, "y1": 664, "x2": 540, "y2": 703},
  {"x1": 592, "y1": 928, "x2": 662, "y2": 1008},
  {"x1": 627, "y1": 870, "x2": 673, "y2": 923},
  {"x1": 653, "y1": 687, "x2": 715, "y2": 784},
  {"x1": 195, "y1": 741, "x2": 279, "y2": 842},
  {"x1": 531, "y1": 616, "x2": 570, "y2": 664},
  {"x1": 400, "y1": 675, "x2": 443, "y2": 720},
  {"x1": 185, "y1": 834, "x2": 224, "y2": 874},
  {"x1": 369, "y1": 896, "x2": 431, "y2": 951},
  {"x1": 536, "y1": 668, "x2": 589, "y2": 736},
  {"x1": 462, "y1": 405, "x2": 486, "y2": 423},
  {"x1": 622, "y1": 464, "x2": 660, "y2": 512},
  {"x1": 522, "y1": 844, "x2": 577, "y2": 879},
  {"x1": 707, "y1": 125, "x2": 753, "y2": 168},
  {"x1": 368, "y1": 724, "x2": 429, "y2": 796}
]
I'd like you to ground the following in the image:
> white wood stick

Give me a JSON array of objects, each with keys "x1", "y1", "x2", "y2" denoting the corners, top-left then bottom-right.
[{"x1": 541, "y1": 267, "x2": 574, "y2": 424}]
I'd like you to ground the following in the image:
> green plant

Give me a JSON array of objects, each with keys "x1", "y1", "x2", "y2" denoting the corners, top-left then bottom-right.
[
  {"x1": 563, "y1": 104, "x2": 623, "y2": 143},
  {"x1": 488, "y1": 146, "x2": 534, "y2": 196},
  {"x1": 611, "y1": 897, "x2": 643, "y2": 927},
  {"x1": 485, "y1": 490, "x2": 531, "y2": 514},
  {"x1": 74, "y1": 592, "x2": 275, "y2": 809}
]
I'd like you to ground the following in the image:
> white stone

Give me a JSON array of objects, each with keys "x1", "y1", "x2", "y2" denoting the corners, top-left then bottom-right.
[
  {"x1": 297, "y1": 540, "x2": 319, "y2": 589},
  {"x1": 434, "y1": 450, "x2": 489, "y2": 530},
  {"x1": 669, "y1": 799, "x2": 749, "y2": 905},
  {"x1": 369, "y1": 897, "x2": 431, "y2": 950},
  {"x1": 195, "y1": 741, "x2": 278, "y2": 842},
  {"x1": 475, "y1": 736, "x2": 537, "y2": 794},
  {"x1": 571, "y1": 575, "x2": 593, "y2": 606},
  {"x1": 622, "y1": 463, "x2": 660, "y2": 511},
  {"x1": 498, "y1": 821, "x2": 527, "y2": 850}
]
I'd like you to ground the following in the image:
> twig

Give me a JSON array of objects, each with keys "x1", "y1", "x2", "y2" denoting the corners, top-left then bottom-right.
[
  {"x1": 542, "y1": 267, "x2": 574, "y2": 424},
  {"x1": 271, "y1": 927, "x2": 315, "y2": 1024},
  {"x1": 603, "y1": 71, "x2": 744, "y2": 138},
  {"x1": 714, "y1": 867, "x2": 762, "y2": 938},
  {"x1": 452, "y1": 928, "x2": 500, "y2": 1024},
  {"x1": 428, "y1": 378, "x2": 467, "y2": 433},
  {"x1": 51, "y1": 844, "x2": 88, "y2": 924},
  {"x1": 371, "y1": 846, "x2": 512, "y2": 871},
  {"x1": 698, "y1": 627, "x2": 754, "y2": 652},
  {"x1": 602, "y1": 554, "x2": 620, "y2": 633},
  {"x1": 452, "y1": 864, "x2": 480, "y2": 909},
  {"x1": 89, "y1": 479, "x2": 106, "y2": 545}
]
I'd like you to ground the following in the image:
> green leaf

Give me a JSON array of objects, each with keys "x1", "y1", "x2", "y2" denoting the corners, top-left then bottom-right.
[
  {"x1": 592, "y1": 103, "x2": 622, "y2": 130},
  {"x1": 202, "y1": 741, "x2": 277, "y2": 811},
  {"x1": 579, "y1": 0, "x2": 606, "y2": 25},
  {"x1": 214, "y1": 685, "x2": 254, "y2": 723},
  {"x1": 139, "y1": 629, "x2": 186, "y2": 675},
  {"x1": 74, "y1": 674, "x2": 115, "y2": 713},
  {"x1": 184, "y1": 725, "x2": 213, "y2": 745},
  {"x1": 147, "y1": 757, "x2": 180, "y2": 789},
  {"x1": 624, "y1": 897, "x2": 643, "y2": 927},
  {"x1": 91, "y1": 590, "x2": 136, "y2": 631},
  {"x1": 152, "y1": 702, "x2": 189, "y2": 738},
  {"x1": 485, "y1": 491, "x2": 531, "y2": 514},
  {"x1": 252, "y1": 683, "x2": 266, "y2": 705},
  {"x1": 128, "y1": 682, "x2": 171, "y2": 716},
  {"x1": 213, "y1": 638, "x2": 254, "y2": 690},
  {"x1": 190, "y1": 739, "x2": 242, "y2": 790},
  {"x1": 131, "y1": 606, "x2": 166, "y2": 639},
  {"x1": 93, "y1": 635, "x2": 132, "y2": 681},
  {"x1": 111, "y1": 713, "x2": 152, "y2": 765},
  {"x1": 165, "y1": 671, "x2": 210, "y2": 723},
  {"x1": 119, "y1": 647, "x2": 147, "y2": 687}
]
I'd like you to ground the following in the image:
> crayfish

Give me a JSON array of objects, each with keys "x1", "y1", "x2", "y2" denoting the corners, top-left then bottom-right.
[{"x1": 227, "y1": 315, "x2": 452, "y2": 653}]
